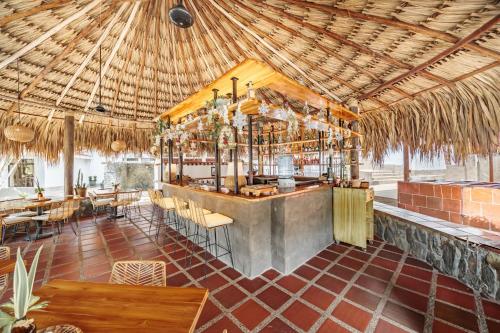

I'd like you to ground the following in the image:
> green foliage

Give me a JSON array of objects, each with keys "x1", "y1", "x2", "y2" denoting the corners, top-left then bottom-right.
[
  {"x1": 33, "y1": 178, "x2": 44, "y2": 194},
  {"x1": 74, "y1": 169, "x2": 87, "y2": 189},
  {"x1": 0, "y1": 246, "x2": 48, "y2": 332}
]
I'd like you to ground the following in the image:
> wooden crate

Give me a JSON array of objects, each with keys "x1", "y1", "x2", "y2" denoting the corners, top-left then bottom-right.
[{"x1": 333, "y1": 187, "x2": 374, "y2": 249}]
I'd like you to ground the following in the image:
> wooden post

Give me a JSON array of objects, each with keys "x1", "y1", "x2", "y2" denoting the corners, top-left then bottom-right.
[
  {"x1": 248, "y1": 115, "x2": 253, "y2": 185},
  {"x1": 63, "y1": 114, "x2": 74, "y2": 197},
  {"x1": 269, "y1": 126, "x2": 274, "y2": 175},
  {"x1": 349, "y1": 103, "x2": 360, "y2": 179},
  {"x1": 233, "y1": 129, "x2": 239, "y2": 194},
  {"x1": 167, "y1": 117, "x2": 172, "y2": 184},
  {"x1": 258, "y1": 121, "x2": 263, "y2": 175},
  {"x1": 299, "y1": 127, "x2": 304, "y2": 174},
  {"x1": 318, "y1": 130, "x2": 322, "y2": 177},
  {"x1": 403, "y1": 145, "x2": 410, "y2": 182},
  {"x1": 213, "y1": 88, "x2": 221, "y2": 192},
  {"x1": 159, "y1": 137, "x2": 164, "y2": 183},
  {"x1": 179, "y1": 146, "x2": 183, "y2": 186},
  {"x1": 489, "y1": 149, "x2": 494, "y2": 182}
]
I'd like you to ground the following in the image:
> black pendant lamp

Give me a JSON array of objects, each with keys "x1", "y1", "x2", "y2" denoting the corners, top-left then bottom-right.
[
  {"x1": 95, "y1": 45, "x2": 106, "y2": 113},
  {"x1": 169, "y1": 0, "x2": 194, "y2": 28}
]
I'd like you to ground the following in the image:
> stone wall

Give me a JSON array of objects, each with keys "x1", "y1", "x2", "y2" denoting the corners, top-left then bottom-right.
[{"x1": 374, "y1": 209, "x2": 500, "y2": 301}]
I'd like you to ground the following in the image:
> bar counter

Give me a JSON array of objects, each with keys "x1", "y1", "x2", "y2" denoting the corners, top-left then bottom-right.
[{"x1": 163, "y1": 183, "x2": 333, "y2": 277}]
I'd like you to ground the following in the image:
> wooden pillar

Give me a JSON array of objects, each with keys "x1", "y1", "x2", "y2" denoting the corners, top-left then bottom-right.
[
  {"x1": 489, "y1": 149, "x2": 494, "y2": 182},
  {"x1": 318, "y1": 131, "x2": 322, "y2": 177},
  {"x1": 247, "y1": 115, "x2": 253, "y2": 185},
  {"x1": 269, "y1": 127, "x2": 273, "y2": 175},
  {"x1": 63, "y1": 114, "x2": 74, "y2": 197},
  {"x1": 160, "y1": 137, "x2": 164, "y2": 183},
  {"x1": 258, "y1": 121, "x2": 263, "y2": 175},
  {"x1": 213, "y1": 88, "x2": 221, "y2": 192},
  {"x1": 349, "y1": 103, "x2": 360, "y2": 179},
  {"x1": 179, "y1": 146, "x2": 183, "y2": 186},
  {"x1": 167, "y1": 117, "x2": 173, "y2": 184},
  {"x1": 299, "y1": 127, "x2": 304, "y2": 174},
  {"x1": 403, "y1": 145, "x2": 410, "y2": 182}
]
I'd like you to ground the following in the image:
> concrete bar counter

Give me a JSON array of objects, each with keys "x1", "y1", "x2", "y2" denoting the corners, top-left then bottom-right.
[{"x1": 163, "y1": 183, "x2": 333, "y2": 278}]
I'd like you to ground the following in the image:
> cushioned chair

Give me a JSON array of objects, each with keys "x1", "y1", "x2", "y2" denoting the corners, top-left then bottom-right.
[
  {"x1": 89, "y1": 192, "x2": 113, "y2": 224},
  {"x1": 109, "y1": 260, "x2": 166, "y2": 287},
  {"x1": 1, "y1": 214, "x2": 33, "y2": 244},
  {"x1": 32, "y1": 200, "x2": 74, "y2": 241}
]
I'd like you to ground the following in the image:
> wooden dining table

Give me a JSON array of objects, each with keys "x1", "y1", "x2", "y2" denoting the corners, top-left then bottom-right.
[{"x1": 31, "y1": 280, "x2": 208, "y2": 332}]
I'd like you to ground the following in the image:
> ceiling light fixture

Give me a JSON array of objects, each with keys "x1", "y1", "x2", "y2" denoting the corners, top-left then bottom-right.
[{"x1": 169, "y1": 0, "x2": 194, "y2": 28}]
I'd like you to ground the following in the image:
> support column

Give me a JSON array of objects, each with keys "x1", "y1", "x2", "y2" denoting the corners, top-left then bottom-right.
[
  {"x1": 318, "y1": 130, "x2": 322, "y2": 177},
  {"x1": 213, "y1": 88, "x2": 221, "y2": 192},
  {"x1": 63, "y1": 114, "x2": 74, "y2": 197},
  {"x1": 349, "y1": 103, "x2": 360, "y2": 180},
  {"x1": 160, "y1": 137, "x2": 164, "y2": 183},
  {"x1": 403, "y1": 145, "x2": 410, "y2": 182},
  {"x1": 179, "y1": 146, "x2": 183, "y2": 186},
  {"x1": 248, "y1": 115, "x2": 253, "y2": 185},
  {"x1": 258, "y1": 121, "x2": 263, "y2": 175},
  {"x1": 167, "y1": 117, "x2": 173, "y2": 184}
]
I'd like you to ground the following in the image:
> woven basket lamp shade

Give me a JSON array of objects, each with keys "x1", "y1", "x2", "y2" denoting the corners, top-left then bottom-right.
[
  {"x1": 4, "y1": 124, "x2": 35, "y2": 143},
  {"x1": 111, "y1": 140, "x2": 127, "y2": 152}
]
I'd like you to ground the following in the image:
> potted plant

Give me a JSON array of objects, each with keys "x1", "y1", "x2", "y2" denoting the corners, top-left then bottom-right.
[
  {"x1": 34, "y1": 179, "x2": 44, "y2": 200},
  {"x1": 0, "y1": 246, "x2": 48, "y2": 333},
  {"x1": 74, "y1": 170, "x2": 87, "y2": 198}
]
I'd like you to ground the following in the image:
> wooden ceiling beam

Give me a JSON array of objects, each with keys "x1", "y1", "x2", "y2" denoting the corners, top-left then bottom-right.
[
  {"x1": 133, "y1": 1, "x2": 152, "y2": 120},
  {"x1": 0, "y1": 0, "x2": 72, "y2": 27},
  {"x1": 0, "y1": 0, "x2": 102, "y2": 72},
  {"x1": 111, "y1": 6, "x2": 146, "y2": 114},
  {"x1": 84, "y1": 1, "x2": 140, "y2": 112},
  {"x1": 282, "y1": 0, "x2": 500, "y2": 62},
  {"x1": 209, "y1": 0, "x2": 344, "y2": 103},
  {"x1": 359, "y1": 15, "x2": 500, "y2": 100},
  {"x1": 153, "y1": 0, "x2": 160, "y2": 116},
  {"x1": 4, "y1": 5, "x2": 117, "y2": 115},
  {"x1": 57, "y1": 3, "x2": 128, "y2": 107},
  {"x1": 260, "y1": 1, "x2": 452, "y2": 88}
]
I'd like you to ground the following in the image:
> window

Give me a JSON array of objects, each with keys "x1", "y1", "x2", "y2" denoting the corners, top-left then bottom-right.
[{"x1": 9, "y1": 159, "x2": 35, "y2": 187}]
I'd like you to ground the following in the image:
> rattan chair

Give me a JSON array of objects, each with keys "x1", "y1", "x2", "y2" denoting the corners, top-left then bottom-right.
[
  {"x1": 110, "y1": 191, "x2": 134, "y2": 218},
  {"x1": 89, "y1": 192, "x2": 113, "y2": 224},
  {"x1": 0, "y1": 246, "x2": 10, "y2": 292},
  {"x1": 1, "y1": 214, "x2": 33, "y2": 244},
  {"x1": 32, "y1": 200, "x2": 74, "y2": 241},
  {"x1": 109, "y1": 260, "x2": 166, "y2": 287},
  {"x1": 132, "y1": 189, "x2": 142, "y2": 214}
]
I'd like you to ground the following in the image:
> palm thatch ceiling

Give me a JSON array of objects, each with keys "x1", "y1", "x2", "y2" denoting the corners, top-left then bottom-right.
[{"x1": 0, "y1": 0, "x2": 499, "y2": 161}]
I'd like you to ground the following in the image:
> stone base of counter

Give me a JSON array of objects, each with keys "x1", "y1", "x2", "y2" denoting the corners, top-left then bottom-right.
[
  {"x1": 163, "y1": 184, "x2": 333, "y2": 278},
  {"x1": 375, "y1": 202, "x2": 500, "y2": 301}
]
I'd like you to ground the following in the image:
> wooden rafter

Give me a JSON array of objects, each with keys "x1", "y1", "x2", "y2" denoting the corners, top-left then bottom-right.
[
  {"x1": 153, "y1": 0, "x2": 160, "y2": 116},
  {"x1": 260, "y1": 1, "x2": 452, "y2": 88},
  {"x1": 359, "y1": 15, "x2": 500, "y2": 100},
  {"x1": 133, "y1": 1, "x2": 152, "y2": 120},
  {"x1": 4, "y1": 5, "x2": 117, "y2": 115},
  {"x1": 111, "y1": 6, "x2": 146, "y2": 114},
  {"x1": 283, "y1": 0, "x2": 500, "y2": 62},
  {"x1": 188, "y1": 20, "x2": 215, "y2": 81},
  {"x1": 0, "y1": 0, "x2": 71, "y2": 27},
  {"x1": 208, "y1": 0, "x2": 345, "y2": 103},
  {"x1": 84, "y1": 1, "x2": 140, "y2": 112},
  {"x1": 0, "y1": 0, "x2": 101, "y2": 71},
  {"x1": 57, "y1": 3, "x2": 128, "y2": 107}
]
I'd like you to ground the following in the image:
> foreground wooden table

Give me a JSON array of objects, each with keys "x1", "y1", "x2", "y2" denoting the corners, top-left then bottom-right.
[
  {"x1": 0, "y1": 258, "x2": 17, "y2": 275},
  {"x1": 32, "y1": 280, "x2": 208, "y2": 333}
]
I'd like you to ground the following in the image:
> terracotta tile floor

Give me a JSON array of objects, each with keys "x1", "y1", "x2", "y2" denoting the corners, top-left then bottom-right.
[{"x1": 1, "y1": 205, "x2": 500, "y2": 333}]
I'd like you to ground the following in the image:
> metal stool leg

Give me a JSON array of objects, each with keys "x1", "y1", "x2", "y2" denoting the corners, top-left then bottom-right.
[{"x1": 223, "y1": 225, "x2": 234, "y2": 268}]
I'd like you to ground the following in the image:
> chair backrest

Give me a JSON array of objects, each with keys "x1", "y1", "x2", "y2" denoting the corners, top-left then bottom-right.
[
  {"x1": 109, "y1": 260, "x2": 166, "y2": 287},
  {"x1": 48, "y1": 200, "x2": 73, "y2": 221},
  {"x1": 134, "y1": 190, "x2": 142, "y2": 201},
  {"x1": 0, "y1": 246, "x2": 9, "y2": 260},
  {"x1": 188, "y1": 200, "x2": 207, "y2": 228},
  {"x1": 172, "y1": 196, "x2": 186, "y2": 216}
]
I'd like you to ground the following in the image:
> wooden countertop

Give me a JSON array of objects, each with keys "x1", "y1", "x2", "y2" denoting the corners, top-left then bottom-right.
[{"x1": 163, "y1": 182, "x2": 331, "y2": 202}]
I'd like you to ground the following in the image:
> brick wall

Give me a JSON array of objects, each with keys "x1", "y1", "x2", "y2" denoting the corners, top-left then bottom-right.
[
  {"x1": 397, "y1": 181, "x2": 463, "y2": 223},
  {"x1": 462, "y1": 186, "x2": 500, "y2": 231}
]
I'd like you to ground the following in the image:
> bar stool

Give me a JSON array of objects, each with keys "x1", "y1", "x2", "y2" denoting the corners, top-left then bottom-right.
[
  {"x1": 187, "y1": 199, "x2": 234, "y2": 269},
  {"x1": 172, "y1": 196, "x2": 211, "y2": 252}
]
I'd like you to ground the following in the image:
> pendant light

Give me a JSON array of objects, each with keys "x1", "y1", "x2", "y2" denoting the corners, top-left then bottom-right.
[
  {"x1": 95, "y1": 1, "x2": 106, "y2": 113},
  {"x1": 169, "y1": 0, "x2": 194, "y2": 28},
  {"x1": 4, "y1": 59, "x2": 35, "y2": 143},
  {"x1": 111, "y1": 116, "x2": 126, "y2": 152}
]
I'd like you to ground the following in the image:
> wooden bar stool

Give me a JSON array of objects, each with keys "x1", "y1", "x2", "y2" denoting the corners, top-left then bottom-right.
[
  {"x1": 172, "y1": 196, "x2": 211, "y2": 253},
  {"x1": 187, "y1": 200, "x2": 234, "y2": 270}
]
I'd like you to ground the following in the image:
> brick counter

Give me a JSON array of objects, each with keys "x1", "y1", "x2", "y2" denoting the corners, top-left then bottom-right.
[{"x1": 398, "y1": 181, "x2": 500, "y2": 231}]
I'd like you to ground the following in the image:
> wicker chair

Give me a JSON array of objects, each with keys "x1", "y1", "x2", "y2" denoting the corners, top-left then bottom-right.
[
  {"x1": 109, "y1": 260, "x2": 166, "y2": 287},
  {"x1": 132, "y1": 189, "x2": 142, "y2": 214},
  {"x1": 32, "y1": 200, "x2": 74, "y2": 241},
  {"x1": 0, "y1": 246, "x2": 9, "y2": 293},
  {"x1": 110, "y1": 192, "x2": 134, "y2": 218},
  {"x1": 1, "y1": 214, "x2": 33, "y2": 244},
  {"x1": 89, "y1": 192, "x2": 113, "y2": 223}
]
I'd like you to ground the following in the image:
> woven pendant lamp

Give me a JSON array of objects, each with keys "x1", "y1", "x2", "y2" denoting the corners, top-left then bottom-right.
[
  {"x1": 111, "y1": 139, "x2": 127, "y2": 152},
  {"x1": 4, "y1": 60, "x2": 34, "y2": 143}
]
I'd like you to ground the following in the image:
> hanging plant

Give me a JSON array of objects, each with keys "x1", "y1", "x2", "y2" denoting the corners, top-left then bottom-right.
[
  {"x1": 232, "y1": 102, "x2": 247, "y2": 132},
  {"x1": 258, "y1": 101, "x2": 269, "y2": 116},
  {"x1": 218, "y1": 125, "x2": 236, "y2": 150}
]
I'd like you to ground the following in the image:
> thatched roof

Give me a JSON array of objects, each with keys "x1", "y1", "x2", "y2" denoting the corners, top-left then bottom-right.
[{"x1": 0, "y1": 0, "x2": 499, "y2": 161}]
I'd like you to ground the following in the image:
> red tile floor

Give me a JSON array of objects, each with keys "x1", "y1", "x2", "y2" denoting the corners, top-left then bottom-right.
[{"x1": 1, "y1": 205, "x2": 500, "y2": 332}]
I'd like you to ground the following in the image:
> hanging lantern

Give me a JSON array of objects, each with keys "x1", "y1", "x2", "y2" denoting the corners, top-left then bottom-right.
[
  {"x1": 4, "y1": 59, "x2": 34, "y2": 143},
  {"x1": 111, "y1": 140, "x2": 127, "y2": 152},
  {"x1": 4, "y1": 124, "x2": 34, "y2": 143}
]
